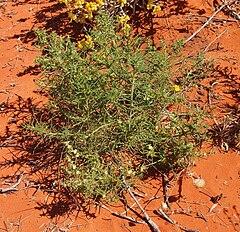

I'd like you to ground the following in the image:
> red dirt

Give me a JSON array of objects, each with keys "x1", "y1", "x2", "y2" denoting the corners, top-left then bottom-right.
[{"x1": 0, "y1": 0, "x2": 239, "y2": 231}]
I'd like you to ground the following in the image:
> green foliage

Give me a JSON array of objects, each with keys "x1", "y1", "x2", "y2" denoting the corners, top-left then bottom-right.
[{"x1": 31, "y1": 14, "x2": 208, "y2": 201}]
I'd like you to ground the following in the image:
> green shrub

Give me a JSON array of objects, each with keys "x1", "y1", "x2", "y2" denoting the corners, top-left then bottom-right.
[{"x1": 31, "y1": 14, "x2": 208, "y2": 202}]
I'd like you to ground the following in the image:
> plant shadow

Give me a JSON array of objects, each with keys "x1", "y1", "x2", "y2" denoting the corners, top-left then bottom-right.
[
  {"x1": 207, "y1": 65, "x2": 240, "y2": 152},
  {"x1": 0, "y1": 94, "x2": 98, "y2": 219}
]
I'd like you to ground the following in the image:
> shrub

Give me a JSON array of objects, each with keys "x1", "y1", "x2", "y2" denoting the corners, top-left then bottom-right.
[{"x1": 31, "y1": 13, "x2": 208, "y2": 202}]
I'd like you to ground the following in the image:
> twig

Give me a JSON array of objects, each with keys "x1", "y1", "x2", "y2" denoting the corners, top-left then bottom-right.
[
  {"x1": 112, "y1": 212, "x2": 146, "y2": 224},
  {"x1": 132, "y1": 190, "x2": 146, "y2": 198},
  {"x1": 100, "y1": 204, "x2": 146, "y2": 225},
  {"x1": 209, "y1": 203, "x2": 219, "y2": 212},
  {"x1": 196, "y1": 211, "x2": 208, "y2": 222},
  {"x1": 162, "y1": 173, "x2": 171, "y2": 209},
  {"x1": 189, "y1": 14, "x2": 239, "y2": 22},
  {"x1": 204, "y1": 28, "x2": 227, "y2": 52},
  {"x1": 158, "y1": 208, "x2": 200, "y2": 232},
  {"x1": 225, "y1": 1, "x2": 240, "y2": 20},
  {"x1": 123, "y1": 176, "x2": 161, "y2": 232},
  {"x1": 184, "y1": 1, "x2": 232, "y2": 44},
  {"x1": 149, "y1": 195, "x2": 164, "y2": 201},
  {"x1": 0, "y1": 172, "x2": 24, "y2": 193}
]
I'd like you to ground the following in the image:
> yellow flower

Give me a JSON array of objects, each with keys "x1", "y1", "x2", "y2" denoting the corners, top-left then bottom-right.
[
  {"x1": 125, "y1": 15, "x2": 130, "y2": 21},
  {"x1": 87, "y1": 12, "x2": 93, "y2": 20},
  {"x1": 58, "y1": 0, "x2": 68, "y2": 4},
  {"x1": 85, "y1": 35, "x2": 94, "y2": 48},
  {"x1": 86, "y1": 1, "x2": 98, "y2": 12},
  {"x1": 118, "y1": 15, "x2": 130, "y2": 26},
  {"x1": 121, "y1": 23, "x2": 131, "y2": 34},
  {"x1": 75, "y1": 0, "x2": 84, "y2": 8},
  {"x1": 68, "y1": 11, "x2": 77, "y2": 21},
  {"x1": 77, "y1": 35, "x2": 94, "y2": 49},
  {"x1": 118, "y1": 0, "x2": 127, "y2": 7},
  {"x1": 147, "y1": 3, "x2": 154, "y2": 10},
  {"x1": 96, "y1": 0, "x2": 103, "y2": 6},
  {"x1": 85, "y1": 35, "x2": 92, "y2": 41},
  {"x1": 97, "y1": 51, "x2": 106, "y2": 58},
  {"x1": 153, "y1": 5, "x2": 161, "y2": 15},
  {"x1": 173, "y1": 85, "x2": 181, "y2": 92},
  {"x1": 77, "y1": 40, "x2": 84, "y2": 49}
]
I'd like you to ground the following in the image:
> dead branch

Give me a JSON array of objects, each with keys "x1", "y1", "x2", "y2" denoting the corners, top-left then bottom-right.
[
  {"x1": 112, "y1": 212, "x2": 146, "y2": 224},
  {"x1": 189, "y1": 14, "x2": 239, "y2": 22},
  {"x1": 123, "y1": 176, "x2": 161, "y2": 232},
  {"x1": 0, "y1": 172, "x2": 24, "y2": 193},
  {"x1": 158, "y1": 208, "x2": 200, "y2": 232},
  {"x1": 204, "y1": 28, "x2": 227, "y2": 52},
  {"x1": 224, "y1": 0, "x2": 240, "y2": 20},
  {"x1": 100, "y1": 204, "x2": 146, "y2": 225},
  {"x1": 184, "y1": 0, "x2": 236, "y2": 44},
  {"x1": 132, "y1": 190, "x2": 146, "y2": 198},
  {"x1": 162, "y1": 173, "x2": 171, "y2": 210}
]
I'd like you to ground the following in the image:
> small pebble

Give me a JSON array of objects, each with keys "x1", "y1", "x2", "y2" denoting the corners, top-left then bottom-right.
[{"x1": 194, "y1": 178, "x2": 206, "y2": 188}]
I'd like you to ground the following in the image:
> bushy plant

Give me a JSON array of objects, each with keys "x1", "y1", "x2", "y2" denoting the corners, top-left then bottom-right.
[{"x1": 31, "y1": 14, "x2": 208, "y2": 201}]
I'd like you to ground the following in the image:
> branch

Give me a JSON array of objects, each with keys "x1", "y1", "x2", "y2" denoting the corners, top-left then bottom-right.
[
  {"x1": 204, "y1": 28, "x2": 227, "y2": 52},
  {"x1": 162, "y1": 173, "x2": 171, "y2": 209},
  {"x1": 100, "y1": 204, "x2": 146, "y2": 224},
  {"x1": 158, "y1": 208, "x2": 200, "y2": 232},
  {"x1": 0, "y1": 172, "x2": 24, "y2": 193},
  {"x1": 122, "y1": 176, "x2": 161, "y2": 232},
  {"x1": 184, "y1": 1, "x2": 234, "y2": 44}
]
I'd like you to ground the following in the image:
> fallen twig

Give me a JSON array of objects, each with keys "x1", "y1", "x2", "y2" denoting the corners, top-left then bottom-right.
[
  {"x1": 100, "y1": 204, "x2": 146, "y2": 224},
  {"x1": 209, "y1": 203, "x2": 219, "y2": 212},
  {"x1": 162, "y1": 173, "x2": 171, "y2": 210},
  {"x1": 158, "y1": 208, "x2": 200, "y2": 232},
  {"x1": 112, "y1": 212, "x2": 146, "y2": 224},
  {"x1": 123, "y1": 176, "x2": 161, "y2": 232},
  {"x1": 196, "y1": 211, "x2": 208, "y2": 222},
  {"x1": 224, "y1": 1, "x2": 240, "y2": 20},
  {"x1": 0, "y1": 172, "x2": 24, "y2": 193},
  {"x1": 189, "y1": 14, "x2": 239, "y2": 22},
  {"x1": 132, "y1": 190, "x2": 146, "y2": 198},
  {"x1": 184, "y1": 1, "x2": 235, "y2": 44},
  {"x1": 204, "y1": 28, "x2": 227, "y2": 52}
]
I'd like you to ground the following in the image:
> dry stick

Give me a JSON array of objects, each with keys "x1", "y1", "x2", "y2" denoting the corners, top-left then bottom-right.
[
  {"x1": 204, "y1": 28, "x2": 227, "y2": 52},
  {"x1": 225, "y1": 2, "x2": 240, "y2": 20},
  {"x1": 132, "y1": 190, "x2": 146, "y2": 198},
  {"x1": 162, "y1": 173, "x2": 171, "y2": 210},
  {"x1": 100, "y1": 204, "x2": 146, "y2": 225},
  {"x1": 0, "y1": 172, "x2": 24, "y2": 193},
  {"x1": 112, "y1": 212, "x2": 146, "y2": 224},
  {"x1": 122, "y1": 176, "x2": 161, "y2": 232},
  {"x1": 158, "y1": 208, "x2": 200, "y2": 232},
  {"x1": 184, "y1": 1, "x2": 232, "y2": 44},
  {"x1": 189, "y1": 14, "x2": 239, "y2": 22}
]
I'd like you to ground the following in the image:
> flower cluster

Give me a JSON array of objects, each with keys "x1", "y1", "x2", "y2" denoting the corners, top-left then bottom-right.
[
  {"x1": 59, "y1": 0, "x2": 162, "y2": 26},
  {"x1": 77, "y1": 34, "x2": 94, "y2": 49},
  {"x1": 147, "y1": 0, "x2": 161, "y2": 15},
  {"x1": 117, "y1": 0, "x2": 126, "y2": 7},
  {"x1": 173, "y1": 85, "x2": 181, "y2": 92},
  {"x1": 117, "y1": 15, "x2": 130, "y2": 33},
  {"x1": 59, "y1": 0, "x2": 103, "y2": 23}
]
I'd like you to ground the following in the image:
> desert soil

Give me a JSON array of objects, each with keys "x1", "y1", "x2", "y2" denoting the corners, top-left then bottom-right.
[{"x1": 0, "y1": 0, "x2": 239, "y2": 231}]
